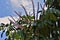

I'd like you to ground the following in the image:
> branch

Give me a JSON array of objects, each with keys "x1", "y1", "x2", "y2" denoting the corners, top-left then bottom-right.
[
  {"x1": 14, "y1": 11, "x2": 22, "y2": 18},
  {"x1": 31, "y1": 0, "x2": 35, "y2": 20},
  {"x1": 10, "y1": 15, "x2": 16, "y2": 22},
  {"x1": 21, "y1": 5, "x2": 31, "y2": 23},
  {"x1": 8, "y1": 18, "x2": 15, "y2": 24},
  {"x1": 40, "y1": 4, "x2": 43, "y2": 10},
  {"x1": 44, "y1": 0, "x2": 45, "y2": 3},
  {"x1": 36, "y1": 2, "x2": 39, "y2": 20},
  {"x1": 21, "y1": 5, "x2": 28, "y2": 17}
]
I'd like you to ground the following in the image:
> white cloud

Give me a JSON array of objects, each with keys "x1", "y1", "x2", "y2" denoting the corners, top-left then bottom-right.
[
  {"x1": 10, "y1": 0, "x2": 20, "y2": 7},
  {"x1": 21, "y1": 0, "x2": 31, "y2": 6},
  {"x1": 10, "y1": 0, "x2": 32, "y2": 14},
  {"x1": 0, "y1": 16, "x2": 10, "y2": 24},
  {"x1": 10, "y1": 0, "x2": 41, "y2": 16},
  {"x1": 0, "y1": 16, "x2": 18, "y2": 24},
  {"x1": 10, "y1": 0, "x2": 31, "y2": 8}
]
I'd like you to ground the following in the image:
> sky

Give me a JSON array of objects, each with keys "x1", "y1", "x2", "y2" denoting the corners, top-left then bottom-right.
[
  {"x1": 0, "y1": 0, "x2": 44, "y2": 40},
  {"x1": 0, "y1": 30, "x2": 6, "y2": 40},
  {"x1": 0, "y1": 0, "x2": 44, "y2": 18}
]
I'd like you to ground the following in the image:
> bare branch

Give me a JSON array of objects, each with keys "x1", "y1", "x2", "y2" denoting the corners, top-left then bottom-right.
[
  {"x1": 38, "y1": 10, "x2": 42, "y2": 13},
  {"x1": 21, "y1": 5, "x2": 28, "y2": 17},
  {"x1": 31, "y1": 0, "x2": 35, "y2": 20},
  {"x1": 29, "y1": 11, "x2": 31, "y2": 16},
  {"x1": 40, "y1": 4, "x2": 43, "y2": 10},
  {"x1": 36, "y1": 2, "x2": 39, "y2": 20},
  {"x1": 44, "y1": 0, "x2": 45, "y2": 3},
  {"x1": 36, "y1": 3, "x2": 43, "y2": 13},
  {"x1": 40, "y1": 3, "x2": 46, "y2": 11},
  {"x1": 18, "y1": 11, "x2": 24, "y2": 20},
  {"x1": 18, "y1": 11, "x2": 22, "y2": 16},
  {"x1": 8, "y1": 18, "x2": 15, "y2": 24},
  {"x1": 43, "y1": 3, "x2": 46, "y2": 10},
  {"x1": 14, "y1": 11, "x2": 22, "y2": 18},
  {"x1": 21, "y1": 5, "x2": 31, "y2": 22},
  {"x1": 10, "y1": 15, "x2": 16, "y2": 22}
]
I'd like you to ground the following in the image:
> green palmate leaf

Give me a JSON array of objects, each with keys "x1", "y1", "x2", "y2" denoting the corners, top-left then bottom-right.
[
  {"x1": 0, "y1": 26, "x2": 3, "y2": 30},
  {"x1": 12, "y1": 31, "x2": 20, "y2": 40},
  {"x1": 7, "y1": 36, "x2": 11, "y2": 40},
  {"x1": 1, "y1": 0, "x2": 60, "y2": 40},
  {"x1": 44, "y1": 11, "x2": 57, "y2": 21},
  {"x1": 48, "y1": 13, "x2": 57, "y2": 21},
  {"x1": 6, "y1": 30, "x2": 9, "y2": 36},
  {"x1": 27, "y1": 16, "x2": 34, "y2": 20},
  {"x1": 46, "y1": 0, "x2": 53, "y2": 5},
  {"x1": 17, "y1": 30, "x2": 25, "y2": 40},
  {"x1": 49, "y1": 8, "x2": 60, "y2": 16},
  {"x1": 18, "y1": 20, "x2": 27, "y2": 24},
  {"x1": 40, "y1": 26, "x2": 50, "y2": 37},
  {"x1": 22, "y1": 16, "x2": 28, "y2": 21}
]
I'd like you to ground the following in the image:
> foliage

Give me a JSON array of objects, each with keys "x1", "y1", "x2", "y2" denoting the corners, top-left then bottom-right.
[{"x1": 0, "y1": 0, "x2": 60, "y2": 40}]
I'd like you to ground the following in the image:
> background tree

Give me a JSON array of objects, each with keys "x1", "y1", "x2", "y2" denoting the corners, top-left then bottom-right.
[{"x1": 0, "y1": 0, "x2": 60, "y2": 40}]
